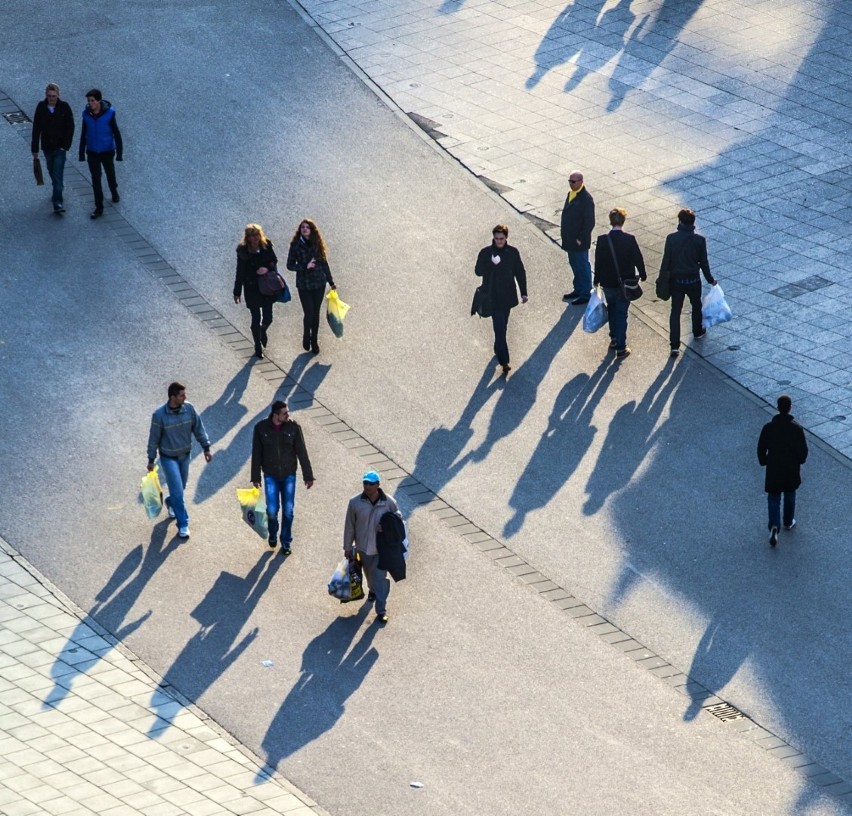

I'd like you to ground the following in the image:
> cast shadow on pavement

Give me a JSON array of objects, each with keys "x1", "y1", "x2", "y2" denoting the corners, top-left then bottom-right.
[
  {"x1": 192, "y1": 354, "x2": 330, "y2": 504},
  {"x1": 503, "y1": 354, "x2": 618, "y2": 537},
  {"x1": 147, "y1": 550, "x2": 283, "y2": 735},
  {"x1": 43, "y1": 519, "x2": 179, "y2": 708},
  {"x1": 257, "y1": 605, "x2": 379, "y2": 779}
]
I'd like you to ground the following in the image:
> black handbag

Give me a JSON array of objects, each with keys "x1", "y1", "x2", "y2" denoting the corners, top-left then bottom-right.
[
  {"x1": 471, "y1": 285, "x2": 493, "y2": 318},
  {"x1": 606, "y1": 234, "x2": 642, "y2": 302},
  {"x1": 655, "y1": 270, "x2": 671, "y2": 301},
  {"x1": 258, "y1": 267, "x2": 286, "y2": 297}
]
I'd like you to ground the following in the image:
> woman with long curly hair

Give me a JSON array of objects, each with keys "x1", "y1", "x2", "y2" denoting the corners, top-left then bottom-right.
[
  {"x1": 286, "y1": 218, "x2": 336, "y2": 354},
  {"x1": 233, "y1": 223, "x2": 278, "y2": 359}
]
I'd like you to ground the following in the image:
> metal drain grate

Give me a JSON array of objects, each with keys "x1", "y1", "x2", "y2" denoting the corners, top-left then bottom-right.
[
  {"x1": 706, "y1": 702, "x2": 746, "y2": 722},
  {"x1": 3, "y1": 111, "x2": 30, "y2": 124}
]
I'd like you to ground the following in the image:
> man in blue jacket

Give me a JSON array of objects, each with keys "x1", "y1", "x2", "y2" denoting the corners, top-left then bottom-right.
[
  {"x1": 147, "y1": 382, "x2": 212, "y2": 539},
  {"x1": 78, "y1": 88, "x2": 123, "y2": 219},
  {"x1": 31, "y1": 83, "x2": 74, "y2": 213}
]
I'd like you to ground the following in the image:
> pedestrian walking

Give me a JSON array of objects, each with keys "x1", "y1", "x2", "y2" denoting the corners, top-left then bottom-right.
[
  {"x1": 593, "y1": 207, "x2": 646, "y2": 360},
  {"x1": 659, "y1": 209, "x2": 717, "y2": 356},
  {"x1": 286, "y1": 219, "x2": 336, "y2": 354},
  {"x1": 251, "y1": 401, "x2": 314, "y2": 554},
  {"x1": 343, "y1": 471, "x2": 403, "y2": 624},
  {"x1": 146, "y1": 382, "x2": 212, "y2": 540},
  {"x1": 757, "y1": 395, "x2": 808, "y2": 547},
  {"x1": 474, "y1": 224, "x2": 528, "y2": 376},
  {"x1": 31, "y1": 83, "x2": 74, "y2": 214},
  {"x1": 78, "y1": 89, "x2": 123, "y2": 219},
  {"x1": 233, "y1": 224, "x2": 278, "y2": 359},
  {"x1": 560, "y1": 171, "x2": 595, "y2": 305}
]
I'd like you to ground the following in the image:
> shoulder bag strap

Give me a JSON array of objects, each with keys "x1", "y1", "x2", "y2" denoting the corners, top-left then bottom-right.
[{"x1": 606, "y1": 234, "x2": 627, "y2": 299}]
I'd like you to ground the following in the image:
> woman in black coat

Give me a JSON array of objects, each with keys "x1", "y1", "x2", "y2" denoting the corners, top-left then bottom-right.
[
  {"x1": 286, "y1": 218, "x2": 336, "y2": 354},
  {"x1": 233, "y1": 223, "x2": 278, "y2": 359},
  {"x1": 475, "y1": 224, "x2": 528, "y2": 376}
]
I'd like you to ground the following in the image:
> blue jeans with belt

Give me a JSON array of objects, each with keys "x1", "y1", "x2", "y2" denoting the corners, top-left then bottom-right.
[{"x1": 264, "y1": 473, "x2": 296, "y2": 544}]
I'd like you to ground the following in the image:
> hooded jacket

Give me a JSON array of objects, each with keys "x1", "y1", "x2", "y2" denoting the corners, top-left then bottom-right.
[{"x1": 79, "y1": 100, "x2": 123, "y2": 158}]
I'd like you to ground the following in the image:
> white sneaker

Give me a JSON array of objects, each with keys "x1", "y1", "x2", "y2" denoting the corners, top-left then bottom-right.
[
  {"x1": 178, "y1": 526, "x2": 190, "y2": 539},
  {"x1": 167, "y1": 503, "x2": 176, "y2": 519}
]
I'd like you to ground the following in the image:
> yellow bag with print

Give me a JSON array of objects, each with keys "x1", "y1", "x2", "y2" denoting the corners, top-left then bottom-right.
[
  {"x1": 326, "y1": 290, "x2": 350, "y2": 338},
  {"x1": 236, "y1": 486, "x2": 269, "y2": 539},
  {"x1": 140, "y1": 467, "x2": 163, "y2": 519}
]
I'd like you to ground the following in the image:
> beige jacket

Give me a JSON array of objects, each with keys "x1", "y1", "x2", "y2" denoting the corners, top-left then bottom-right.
[{"x1": 343, "y1": 489, "x2": 401, "y2": 556}]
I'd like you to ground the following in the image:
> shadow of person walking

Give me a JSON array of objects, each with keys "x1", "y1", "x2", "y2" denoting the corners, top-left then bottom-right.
[
  {"x1": 256, "y1": 605, "x2": 380, "y2": 778},
  {"x1": 43, "y1": 519, "x2": 178, "y2": 708},
  {"x1": 146, "y1": 551, "x2": 282, "y2": 735}
]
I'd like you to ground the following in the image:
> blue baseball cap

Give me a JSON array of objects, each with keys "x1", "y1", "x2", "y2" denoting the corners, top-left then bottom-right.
[{"x1": 362, "y1": 471, "x2": 381, "y2": 484}]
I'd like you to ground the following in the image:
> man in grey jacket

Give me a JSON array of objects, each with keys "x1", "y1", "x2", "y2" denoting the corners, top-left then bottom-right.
[
  {"x1": 343, "y1": 471, "x2": 403, "y2": 623},
  {"x1": 146, "y1": 382, "x2": 212, "y2": 539}
]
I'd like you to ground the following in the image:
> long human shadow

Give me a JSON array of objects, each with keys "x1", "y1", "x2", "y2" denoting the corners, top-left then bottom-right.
[
  {"x1": 503, "y1": 355, "x2": 617, "y2": 537},
  {"x1": 582, "y1": 357, "x2": 683, "y2": 515},
  {"x1": 456, "y1": 309, "x2": 580, "y2": 469},
  {"x1": 605, "y1": 0, "x2": 704, "y2": 111},
  {"x1": 43, "y1": 519, "x2": 179, "y2": 708},
  {"x1": 147, "y1": 551, "x2": 282, "y2": 735},
  {"x1": 256, "y1": 605, "x2": 379, "y2": 777},
  {"x1": 193, "y1": 354, "x2": 330, "y2": 504}
]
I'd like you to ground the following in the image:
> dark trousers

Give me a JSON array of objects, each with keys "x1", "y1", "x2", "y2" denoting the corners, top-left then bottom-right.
[
  {"x1": 249, "y1": 302, "x2": 273, "y2": 331},
  {"x1": 603, "y1": 287, "x2": 629, "y2": 351},
  {"x1": 298, "y1": 287, "x2": 325, "y2": 343},
  {"x1": 86, "y1": 150, "x2": 118, "y2": 211},
  {"x1": 491, "y1": 310, "x2": 510, "y2": 365},
  {"x1": 669, "y1": 280, "x2": 702, "y2": 349},
  {"x1": 767, "y1": 491, "x2": 796, "y2": 530}
]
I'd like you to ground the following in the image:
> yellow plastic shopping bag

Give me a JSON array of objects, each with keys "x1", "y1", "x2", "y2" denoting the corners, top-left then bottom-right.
[
  {"x1": 140, "y1": 467, "x2": 163, "y2": 519},
  {"x1": 326, "y1": 290, "x2": 350, "y2": 338},
  {"x1": 236, "y1": 486, "x2": 269, "y2": 539}
]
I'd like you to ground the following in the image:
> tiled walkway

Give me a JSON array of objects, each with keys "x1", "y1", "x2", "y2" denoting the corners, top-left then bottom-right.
[
  {"x1": 0, "y1": 537, "x2": 327, "y2": 816},
  {"x1": 293, "y1": 0, "x2": 852, "y2": 457}
]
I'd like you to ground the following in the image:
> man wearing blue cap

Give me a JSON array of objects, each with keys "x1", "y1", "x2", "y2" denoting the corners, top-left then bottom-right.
[{"x1": 343, "y1": 471, "x2": 403, "y2": 623}]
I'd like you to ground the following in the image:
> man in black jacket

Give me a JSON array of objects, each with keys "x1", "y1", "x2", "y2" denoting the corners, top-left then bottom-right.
[
  {"x1": 560, "y1": 171, "x2": 596, "y2": 305},
  {"x1": 659, "y1": 209, "x2": 717, "y2": 356},
  {"x1": 757, "y1": 395, "x2": 808, "y2": 547},
  {"x1": 593, "y1": 207, "x2": 646, "y2": 359},
  {"x1": 251, "y1": 401, "x2": 314, "y2": 553},
  {"x1": 31, "y1": 83, "x2": 74, "y2": 214}
]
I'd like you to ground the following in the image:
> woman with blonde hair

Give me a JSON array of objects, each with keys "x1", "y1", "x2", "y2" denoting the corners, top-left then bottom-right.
[
  {"x1": 233, "y1": 223, "x2": 278, "y2": 359},
  {"x1": 286, "y1": 218, "x2": 336, "y2": 354}
]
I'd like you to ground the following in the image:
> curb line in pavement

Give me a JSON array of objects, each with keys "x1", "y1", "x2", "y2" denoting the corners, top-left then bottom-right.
[{"x1": 5, "y1": 81, "x2": 851, "y2": 807}]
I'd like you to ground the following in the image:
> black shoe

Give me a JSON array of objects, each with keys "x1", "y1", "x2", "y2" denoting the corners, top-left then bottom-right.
[
  {"x1": 769, "y1": 526, "x2": 778, "y2": 547},
  {"x1": 570, "y1": 296, "x2": 589, "y2": 306},
  {"x1": 501, "y1": 364, "x2": 511, "y2": 376},
  {"x1": 302, "y1": 333, "x2": 310, "y2": 351},
  {"x1": 311, "y1": 343, "x2": 320, "y2": 354},
  {"x1": 616, "y1": 347, "x2": 631, "y2": 359},
  {"x1": 670, "y1": 348, "x2": 680, "y2": 357},
  {"x1": 254, "y1": 348, "x2": 264, "y2": 359},
  {"x1": 694, "y1": 329, "x2": 707, "y2": 340},
  {"x1": 111, "y1": 192, "x2": 120, "y2": 203},
  {"x1": 784, "y1": 519, "x2": 796, "y2": 531},
  {"x1": 90, "y1": 209, "x2": 103, "y2": 219},
  {"x1": 268, "y1": 537, "x2": 277, "y2": 549},
  {"x1": 367, "y1": 591, "x2": 376, "y2": 603},
  {"x1": 377, "y1": 612, "x2": 389, "y2": 624},
  {"x1": 562, "y1": 291, "x2": 579, "y2": 303},
  {"x1": 609, "y1": 339, "x2": 617, "y2": 350},
  {"x1": 54, "y1": 203, "x2": 65, "y2": 214},
  {"x1": 281, "y1": 544, "x2": 292, "y2": 556}
]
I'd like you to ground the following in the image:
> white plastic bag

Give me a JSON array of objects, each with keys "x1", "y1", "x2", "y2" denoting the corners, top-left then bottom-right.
[
  {"x1": 328, "y1": 558, "x2": 352, "y2": 601},
  {"x1": 582, "y1": 287, "x2": 608, "y2": 333},
  {"x1": 702, "y1": 283, "x2": 732, "y2": 330}
]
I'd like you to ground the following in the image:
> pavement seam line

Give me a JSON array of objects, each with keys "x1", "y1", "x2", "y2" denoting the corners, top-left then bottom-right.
[{"x1": 6, "y1": 88, "x2": 851, "y2": 800}]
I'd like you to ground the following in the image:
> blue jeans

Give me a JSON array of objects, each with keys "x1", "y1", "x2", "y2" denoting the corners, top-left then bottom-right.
[
  {"x1": 264, "y1": 473, "x2": 296, "y2": 544},
  {"x1": 603, "y1": 287, "x2": 629, "y2": 351},
  {"x1": 491, "y1": 310, "x2": 510, "y2": 366},
  {"x1": 567, "y1": 249, "x2": 592, "y2": 297},
  {"x1": 44, "y1": 148, "x2": 67, "y2": 206},
  {"x1": 159, "y1": 454, "x2": 190, "y2": 528},
  {"x1": 767, "y1": 491, "x2": 796, "y2": 530}
]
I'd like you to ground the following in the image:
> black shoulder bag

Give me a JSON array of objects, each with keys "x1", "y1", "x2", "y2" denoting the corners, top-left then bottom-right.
[{"x1": 607, "y1": 234, "x2": 642, "y2": 302}]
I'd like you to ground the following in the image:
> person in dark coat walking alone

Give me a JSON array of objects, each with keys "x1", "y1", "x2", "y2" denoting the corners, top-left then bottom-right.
[
  {"x1": 31, "y1": 83, "x2": 74, "y2": 213},
  {"x1": 757, "y1": 395, "x2": 808, "y2": 547},
  {"x1": 560, "y1": 171, "x2": 595, "y2": 305},
  {"x1": 659, "y1": 208, "x2": 717, "y2": 356},
  {"x1": 234, "y1": 223, "x2": 278, "y2": 359},
  {"x1": 593, "y1": 207, "x2": 646, "y2": 359},
  {"x1": 286, "y1": 219, "x2": 336, "y2": 355},
  {"x1": 475, "y1": 224, "x2": 528, "y2": 376}
]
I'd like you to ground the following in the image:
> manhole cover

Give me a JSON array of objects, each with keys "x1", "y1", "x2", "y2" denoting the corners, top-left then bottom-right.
[{"x1": 3, "y1": 111, "x2": 30, "y2": 124}]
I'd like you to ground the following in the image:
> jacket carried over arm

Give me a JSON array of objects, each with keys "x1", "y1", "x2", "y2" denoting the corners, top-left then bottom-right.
[
  {"x1": 78, "y1": 101, "x2": 123, "y2": 160},
  {"x1": 343, "y1": 490, "x2": 402, "y2": 557},
  {"x1": 31, "y1": 99, "x2": 75, "y2": 153},
  {"x1": 286, "y1": 237, "x2": 335, "y2": 291},
  {"x1": 475, "y1": 242, "x2": 527, "y2": 312},
  {"x1": 757, "y1": 413, "x2": 808, "y2": 493},
  {"x1": 234, "y1": 242, "x2": 279, "y2": 309},
  {"x1": 147, "y1": 402, "x2": 211, "y2": 464},
  {"x1": 593, "y1": 229, "x2": 647, "y2": 288},
  {"x1": 560, "y1": 187, "x2": 595, "y2": 251},
  {"x1": 659, "y1": 224, "x2": 715, "y2": 285},
  {"x1": 251, "y1": 418, "x2": 314, "y2": 483}
]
